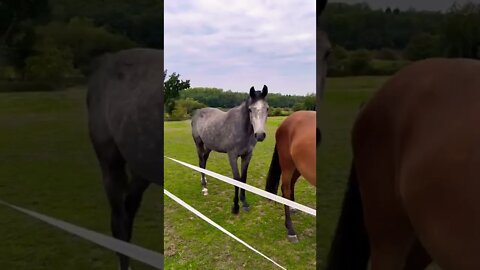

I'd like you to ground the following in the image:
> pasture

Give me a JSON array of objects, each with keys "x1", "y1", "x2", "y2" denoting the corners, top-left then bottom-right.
[
  {"x1": 317, "y1": 76, "x2": 389, "y2": 269},
  {"x1": 0, "y1": 87, "x2": 162, "y2": 269},
  {"x1": 164, "y1": 116, "x2": 316, "y2": 269}
]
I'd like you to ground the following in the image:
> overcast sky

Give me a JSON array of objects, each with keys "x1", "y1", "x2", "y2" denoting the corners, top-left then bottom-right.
[
  {"x1": 329, "y1": 0, "x2": 480, "y2": 11},
  {"x1": 165, "y1": 1, "x2": 316, "y2": 95}
]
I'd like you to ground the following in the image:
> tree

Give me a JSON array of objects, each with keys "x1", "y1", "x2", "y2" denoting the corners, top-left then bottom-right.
[
  {"x1": 25, "y1": 46, "x2": 77, "y2": 80},
  {"x1": 33, "y1": 17, "x2": 136, "y2": 73},
  {"x1": 164, "y1": 70, "x2": 190, "y2": 114},
  {"x1": 441, "y1": 3, "x2": 480, "y2": 59},
  {"x1": 292, "y1": 102, "x2": 305, "y2": 112},
  {"x1": 405, "y1": 33, "x2": 440, "y2": 60},
  {"x1": 1, "y1": 0, "x2": 50, "y2": 46},
  {"x1": 303, "y1": 94, "x2": 316, "y2": 111}
]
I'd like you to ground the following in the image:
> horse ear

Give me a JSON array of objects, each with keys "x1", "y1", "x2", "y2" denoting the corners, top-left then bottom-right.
[
  {"x1": 261, "y1": 85, "x2": 268, "y2": 97},
  {"x1": 250, "y1": 86, "x2": 255, "y2": 97}
]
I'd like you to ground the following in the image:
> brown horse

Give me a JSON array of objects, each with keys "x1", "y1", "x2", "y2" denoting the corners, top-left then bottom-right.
[
  {"x1": 265, "y1": 110, "x2": 317, "y2": 242},
  {"x1": 327, "y1": 58, "x2": 480, "y2": 270}
]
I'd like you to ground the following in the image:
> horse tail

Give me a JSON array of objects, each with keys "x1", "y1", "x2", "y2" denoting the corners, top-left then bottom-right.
[
  {"x1": 265, "y1": 144, "x2": 281, "y2": 194},
  {"x1": 326, "y1": 161, "x2": 370, "y2": 270}
]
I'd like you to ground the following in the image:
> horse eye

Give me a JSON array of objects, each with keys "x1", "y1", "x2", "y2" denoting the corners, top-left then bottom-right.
[{"x1": 248, "y1": 108, "x2": 252, "y2": 112}]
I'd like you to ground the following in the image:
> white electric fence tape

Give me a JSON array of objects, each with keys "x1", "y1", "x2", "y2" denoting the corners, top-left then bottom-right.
[
  {"x1": 164, "y1": 189, "x2": 286, "y2": 270},
  {"x1": 165, "y1": 156, "x2": 316, "y2": 216},
  {"x1": 0, "y1": 199, "x2": 163, "y2": 269}
]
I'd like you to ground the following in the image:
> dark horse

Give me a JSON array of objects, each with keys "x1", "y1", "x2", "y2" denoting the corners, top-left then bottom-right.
[
  {"x1": 265, "y1": 110, "x2": 317, "y2": 242},
  {"x1": 327, "y1": 58, "x2": 480, "y2": 270},
  {"x1": 87, "y1": 48, "x2": 163, "y2": 270},
  {"x1": 191, "y1": 86, "x2": 269, "y2": 214}
]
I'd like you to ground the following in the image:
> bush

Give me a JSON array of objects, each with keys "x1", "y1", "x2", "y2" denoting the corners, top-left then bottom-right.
[
  {"x1": 405, "y1": 33, "x2": 441, "y2": 60},
  {"x1": 292, "y1": 102, "x2": 305, "y2": 111},
  {"x1": 167, "y1": 98, "x2": 206, "y2": 121},
  {"x1": 369, "y1": 59, "x2": 411, "y2": 75},
  {"x1": 25, "y1": 47, "x2": 79, "y2": 81},
  {"x1": 170, "y1": 105, "x2": 187, "y2": 121},
  {"x1": 269, "y1": 107, "x2": 283, "y2": 116},
  {"x1": 375, "y1": 48, "x2": 398, "y2": 60},
  {"x1": 348, "y1": 49, "x2": 373, "y2": 75},
  {"x1": 0, "y1": 66, "x2": 19, "y2": 80}
]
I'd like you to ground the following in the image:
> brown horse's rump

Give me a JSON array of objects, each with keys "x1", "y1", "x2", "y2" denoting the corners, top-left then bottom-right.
[{"x1": 329, "y1": 58, "x2": 480, "y2": 270}]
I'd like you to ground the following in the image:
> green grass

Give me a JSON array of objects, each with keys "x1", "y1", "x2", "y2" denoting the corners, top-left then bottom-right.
[
  {"x1": 164, "y1": 117, "x2": 316, "y2": 269},
  {"x1": 316, "y1": 76, "x2": 389, "y2": 269},
  {"x1": 0, "y1": 87, "x2": 162, "y2": 269}
]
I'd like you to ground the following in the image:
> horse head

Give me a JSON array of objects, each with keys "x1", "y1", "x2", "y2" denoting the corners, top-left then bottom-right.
[{"x1": 247, "y1": 85, "x2": 269, "y2": 142}]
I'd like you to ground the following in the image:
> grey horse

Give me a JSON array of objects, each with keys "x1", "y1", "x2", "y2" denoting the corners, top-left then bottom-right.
[
  {"x1": 191, "y1": 85, "x2": 269, "y2": 214},
  {"x1": 87, "y1": 48, "x2": 164, "y2": 270}
]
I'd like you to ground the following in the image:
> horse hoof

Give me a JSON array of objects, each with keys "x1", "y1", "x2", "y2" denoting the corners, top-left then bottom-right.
[
  {"x1": 287, "y1": 235, "x2": 299, "y2": 243},
  {"x1": 202, "y1": 188, "x2": 208, "y2": 196},
  {"x1": 242, "y1": 205, "x2": 250, "y2": 212},
  {"x1": 232, "y1": 206, "x2": 240, "y2": 215}
]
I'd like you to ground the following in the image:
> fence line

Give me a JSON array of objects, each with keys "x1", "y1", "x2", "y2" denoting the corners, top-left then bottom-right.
[
  {"x1": 0, "y1": 199, "x2": 163, "y2": 269},
  {"x1": 165, "y1": 156, "x2": 316, "y2": 216},
  {"x1": 164, "y1": 189, "x2": 286, "y2": 270}
]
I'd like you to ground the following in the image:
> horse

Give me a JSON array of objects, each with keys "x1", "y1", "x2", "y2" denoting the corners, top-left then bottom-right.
[
  {"x1": 191, "y1": 85, "x2": 269, "y2": 214},
  {"x1": 265, "y1": 110, "x2": 317, "y2": 242},
  {"x1": 327, "y1": 58, "x2": 480, "y2": 270},
  {"x1": 87, "y1": 48, "x2": 164, "y2": 270}
]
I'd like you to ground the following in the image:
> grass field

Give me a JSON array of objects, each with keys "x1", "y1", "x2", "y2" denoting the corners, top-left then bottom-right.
[
  {"x1": 0, "y1": 87, "x2": 162, "y2": 269},
  {"x1": 164, "y1": 116, "x2": 316, "y2": 269},
  {"x1": 317, "y1": 76, "x2": 390, "y2": 269}
]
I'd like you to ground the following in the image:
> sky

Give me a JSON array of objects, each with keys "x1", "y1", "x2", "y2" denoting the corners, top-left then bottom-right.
[
  {"x1": 329, "y1": 0, "x2": 480, "y2": 11},
  {"x1": 164, "y1": 1, "x2": 316, "y2": 95}
]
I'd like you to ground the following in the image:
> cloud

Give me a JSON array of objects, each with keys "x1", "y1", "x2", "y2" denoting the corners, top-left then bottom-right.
[{"x1": 165, "y1": 0, "x2": 316, "y2": 95}]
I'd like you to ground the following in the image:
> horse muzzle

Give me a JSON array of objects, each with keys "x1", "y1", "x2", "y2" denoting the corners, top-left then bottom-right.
[{"x1": 255, "y1": 132, "x2": 266, "y2": 142}]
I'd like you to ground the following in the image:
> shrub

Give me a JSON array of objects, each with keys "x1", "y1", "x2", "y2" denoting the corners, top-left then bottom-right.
[
  {"x1": 172, "y1": 98, "x2": 204, "y2": 116},
  {"x1": 0, "y1": 66, "x2": 19, "y2": 80},
  {"x1": 348, "y1": 49, "x2": 373, "y2": 75},
  {"x1": 25, "y1": 47, "x2": 79, "y2": 81},
  {"x1": 170, "y1": 105, "x2": 187, "y2": 121},
  {"x1": 375, "y1": 48, "x2": 398, "y2": 60}
]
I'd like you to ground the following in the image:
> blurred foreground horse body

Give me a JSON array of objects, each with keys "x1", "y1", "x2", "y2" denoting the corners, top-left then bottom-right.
[
  {"x1": 265, "y1": 111, "x2": 317, "y2": 242},
  {"x1": 87, "y1": 48, "x2": 164, "y2": 270},
  {"x1": 191, "y1": 86, "x2": 269, "y2": 214},
  {"x1": 328, "y1": 58, "x2": 480, "y2": 270}
]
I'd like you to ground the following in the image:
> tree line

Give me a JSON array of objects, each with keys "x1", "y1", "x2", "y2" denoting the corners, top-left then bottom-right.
[
  {"x1": 163, "y1": 72, "x2": 315, "y2": 121},
  {"x1": 322, "y1": 2, "x2": 480, "y2": 76},
  {"x1": 0, "y1": 0, "x2": 163, "y2": 90}
]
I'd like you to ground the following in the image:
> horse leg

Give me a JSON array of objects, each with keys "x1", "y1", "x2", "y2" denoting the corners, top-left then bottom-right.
[
  {"x1": 281, "y1": 169, "x2": 298, "y2": 242},
  {"x1": 289, "y1": 170, "x2": 301, "y2": 214},
  {"x1": 194, "y1": 138, "x2": 210, "y2": 195},
  {"x1": 239, "y1": 151, "x2": 253, "y2": 211},
  {"x1": 368, "y1": 210, "x2": 416, "y2": 270},
  {"x1": 228, "y1": 153, "x2": 241, "y2": 214},
  {"x1": 125, "y1": 173, "x2": 151, "y2": 242},
  {"x1": 100, "y1": 157, "x2": 130, "y2": 270},
  {"x1": 200, "y1": 149, "x2": 211, "y2": 195}
]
